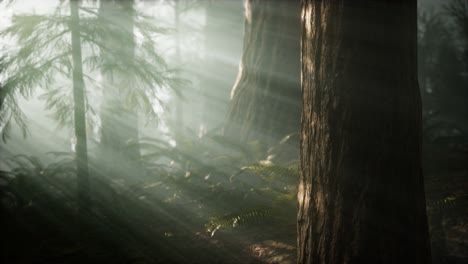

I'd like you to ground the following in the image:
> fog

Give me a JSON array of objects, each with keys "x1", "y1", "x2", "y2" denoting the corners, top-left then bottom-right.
[{"x1": 0, "y1": 1, "x2": 466, "y2": 263}]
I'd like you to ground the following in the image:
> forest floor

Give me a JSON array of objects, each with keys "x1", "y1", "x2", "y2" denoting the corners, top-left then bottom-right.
[
  {"x1": 424, "y1": 143, "x2": 468, "y2": 264},
  {"x1": 1, "y1": 199, "x2": 296, "y2": 264},
  {"x1": 1, "y1": 142, "x2": 467, "y2": 264}
]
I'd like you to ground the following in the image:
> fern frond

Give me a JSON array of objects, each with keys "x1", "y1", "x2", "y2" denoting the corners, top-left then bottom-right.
[
  {"x1": 427, "y1": 193, "x2": 467, "y2": 212},
  {"x1": 205, "y1": 207, "x2": 273, "y2": 237},
  {"x1": 233, "y1": 162, "x2": 298, "y2": 182}
]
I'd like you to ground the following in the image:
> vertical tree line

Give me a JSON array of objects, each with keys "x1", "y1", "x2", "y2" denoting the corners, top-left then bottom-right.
[
  {"x1": 0, "y1": 0, "x2": 439, "y2": 262},
  {"x1": 98, "y1": 0, "x2": 142, "y2": 182},
  {"x1": 0, "y1": 0, "x2": 178, "y2": 210},
  {"x1": 70, "y1": 0, "x2": 90, "y2": 209}
]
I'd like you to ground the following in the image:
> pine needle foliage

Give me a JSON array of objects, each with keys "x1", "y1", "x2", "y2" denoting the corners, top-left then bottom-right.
[
  {"x1": 445, "y1": 0, "x2": 468, "y2": 41},
  {"x1": 0, "y1": 1, "x2": 186, "y2": 140}
]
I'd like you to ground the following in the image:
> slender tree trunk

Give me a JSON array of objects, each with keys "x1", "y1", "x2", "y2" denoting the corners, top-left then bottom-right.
[
  {"x1": 70, "y1": 0, "x2": 90, "y2": 210},
  {"x1": 224, "y1": 0, "x2": 301, "y2": 147},
  {"x1": 298, "y1": 1, "x2": 431, "y2": 263}
]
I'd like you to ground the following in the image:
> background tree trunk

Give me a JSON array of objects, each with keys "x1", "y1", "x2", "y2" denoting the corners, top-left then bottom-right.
[
  {"x1": 99, "y1": 0, "x2": 141, "y2": 179},
  {"x1": 70, "y1": 0, "x2": 90, "y2": 210},
  {"x1": 173, "y1": 0, "x2": 184, "y2": 130},
  {"x1": 200, "y1": 0, "x2": 243, "y2": 134},
  {"x1": 224, "y1": 0, "x2": 301, "y2": 147},
  {"x1": 297, "y1": 1, "x2": 431, "y2": 263}
]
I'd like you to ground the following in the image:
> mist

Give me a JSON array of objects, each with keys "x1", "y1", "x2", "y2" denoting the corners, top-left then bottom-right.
[{"x1": 0, "y1": 1, "x2": 467, "y2": 263}]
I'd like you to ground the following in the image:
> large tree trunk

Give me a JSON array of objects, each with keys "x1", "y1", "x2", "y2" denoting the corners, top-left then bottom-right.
[
  {"x1": 70, "y1": 0, "x2": 90, "y2": 210},
  {"x1": 99, "y1": 0, "x2": 141, "y2": 179},
  {"x1": 298, "y1": 1, "x2": 431, "y2": 263},
  {"x1": 224, "y1": 0, "x2": 301, "y2": 147}
]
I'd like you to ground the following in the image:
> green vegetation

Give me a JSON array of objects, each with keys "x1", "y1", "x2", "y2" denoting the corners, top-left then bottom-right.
[{"x1": 0, "y1": 1, "x2": 466, "y2": 263}]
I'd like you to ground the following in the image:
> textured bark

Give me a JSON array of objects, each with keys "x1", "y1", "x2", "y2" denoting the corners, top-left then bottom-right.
[
  {"x1": 99, "y1": 0, "x2": 141, "y2": 177},
  {"x1": 224, "y1": 0, "x2": 301, "y2": 146},
  {"x1": 70, "y1": 0, "x2": 90, "y2": 209},
  {"x1": 298, "y1": 1, "x2": 431, "y2": 263}
]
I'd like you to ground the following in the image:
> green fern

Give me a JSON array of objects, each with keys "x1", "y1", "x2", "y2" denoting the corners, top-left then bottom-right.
[
  {"x1": 205, "y1": 207, "x2": 273, "y2": 237},
  {"x1": 233, "y1": 161, "x2": 298, "y2": 182},
  {"x1": 427, "y1": 193, "x2": 467, "y2": 212}
]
